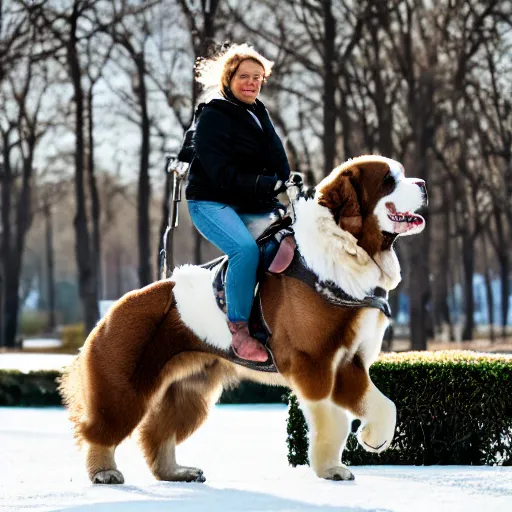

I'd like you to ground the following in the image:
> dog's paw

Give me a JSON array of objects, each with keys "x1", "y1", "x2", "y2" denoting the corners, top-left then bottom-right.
[
  {"x1": 92, "y1": 469, "x2": 125, "y2": 485},
  {"x1": 357, "y1": 421, "x2": 394, "y2": 453},
  {"x1": 357, "y1": 398, "x2": 396, "y2": 453},
  {"x1": 316, "y1": 465, "x2": 355, "y2": 481},
  {"x1": 157, "y1": 466, "x2": 206, "y2": 483}
]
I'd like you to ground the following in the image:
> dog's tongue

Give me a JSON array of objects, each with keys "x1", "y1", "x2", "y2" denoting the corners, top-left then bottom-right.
[{"x1": 392, "y1": 213, "x2": 425, "y2": 234}]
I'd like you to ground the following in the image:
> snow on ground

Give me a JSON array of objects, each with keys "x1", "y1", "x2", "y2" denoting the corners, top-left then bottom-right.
[
  {"x1": 22, "y1": 339, "x2": 63, "y2": 350},
  {"x1": 1, "y1": 404, "x2": 511, "y2": 512},
  {"x1": 0, "y1": 353, "x2": 74, "y2": 372}
]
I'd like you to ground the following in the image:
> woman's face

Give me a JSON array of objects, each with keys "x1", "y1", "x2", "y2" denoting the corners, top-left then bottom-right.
[{"x1": 230, "y1": 60, "x2": 265, "y2": 104}]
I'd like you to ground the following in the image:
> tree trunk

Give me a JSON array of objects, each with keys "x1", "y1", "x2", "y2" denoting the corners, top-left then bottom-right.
[
  {"x1": 322, "y1": 0, "x2": 336, "y2": 176},
  {"x1": 498, "y1": 253, "x2": 509, "y2": 340},
  {"x1": 115, "y1": 247, "x2": 123, "y2": 299},
  {"x1": 87, "y1": 87, "x2": 102, "y2": 300},
  {"x1": 409, "y1": 258, "x2": 430, "y2": 350},
  {"x1": 189, "y1": 0, "x2": 221, "y2": 265},
  {"x1": 3, "y1": 256, "x2": 21, "y2": 347},
  {"x1": 1, "y1": 134, "x2": 12, "y2": 347},
  {"x1": 433, "y1": 188, "x2": 453, "y2": 341},
  {"x1": 461, "y1": 233, "x2": 474, "y2": 341},
  {"x1": 338, "y1": 89, "x2": 352, "y2": 161},
  {"x1": 408, "y1": 80, "x2": 433, "y2": 351},
  {"x1": 68, "y1": 21, "x2": 98, "y2": 334},
  {"x1": 0, "y1": 268, "x2": 4, "y2": 347},
  {"x1": 384, "y1": 286, "x2": 400, "y2": 352},
  {"x1": 44, "y1": 203, "x2": 56, "y2": 332},
  {"x1": 494, "y1": 210, "x2": 509, "y2": 339},
  {"x1": 2, "y1": 129, "x2": 36, "y2": 347},
  {"x1": 135, "y1": 52, "x2": 152, "y2": 286},
  {"x1": 409, "y1": 203, "x2": 431, "y2": 351},
  {"x1": 370, "y1": 19, "x2": 394, "y2": 158},
  {"x1": 481, "y1": 232, "x2": 495, "y2": 344}
]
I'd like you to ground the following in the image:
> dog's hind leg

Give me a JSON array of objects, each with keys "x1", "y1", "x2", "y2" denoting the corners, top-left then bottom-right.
[
  {"x1": 85, "y1": 444, "x2": 124, "y2": 484},
  {"x1": 138, "y1": 362, "x2": 226, "y2": 482},
  {"x1": 79, "y1": 390, "x2": 147, "y2": 484}
]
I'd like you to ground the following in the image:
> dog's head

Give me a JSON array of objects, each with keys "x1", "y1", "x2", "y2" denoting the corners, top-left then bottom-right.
[{"x1": 316, "y1": 155, "x2": 427, "y2": 256}]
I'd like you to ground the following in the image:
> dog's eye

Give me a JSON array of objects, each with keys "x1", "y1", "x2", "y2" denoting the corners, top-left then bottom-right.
[
  {"x1": 383, "y1": 174, "x2": 395, "y2": 185},
  {"x1": 382, "y1": 174, "x2": 396, "y2": 192}
]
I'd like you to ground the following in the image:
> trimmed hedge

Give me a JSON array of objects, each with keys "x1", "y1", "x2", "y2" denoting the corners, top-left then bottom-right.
[
  {"x1": 287, "y1": 351, "x2": 512, "y2": 466},
  {"x1": 221, "y1": 381, "x2": 288, "y2": 404},
  {"x1": 0, "y1": 370, "x2": 62, "y2": 406},
  {"x1": 0, "y1": 369, "x2": 287, "y2": 407},
  {"x1": 60, "y1": 323, "x2": 86, "y2": 350}
]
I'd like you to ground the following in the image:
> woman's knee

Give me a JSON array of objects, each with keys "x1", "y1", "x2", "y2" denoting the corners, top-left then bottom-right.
[{"x1": 231, "y1": 239, "x2": 259, "y2": 265}]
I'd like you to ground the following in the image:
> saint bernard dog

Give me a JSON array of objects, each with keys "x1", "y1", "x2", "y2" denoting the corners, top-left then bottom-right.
[{"x1": 60, "y1": 155, "x2": 427, "y2": 484}]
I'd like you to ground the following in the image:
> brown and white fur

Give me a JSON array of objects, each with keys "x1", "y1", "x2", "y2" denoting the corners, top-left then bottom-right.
[{"x1": 60, "y1": 155, "x2": 427, "y2": 484}]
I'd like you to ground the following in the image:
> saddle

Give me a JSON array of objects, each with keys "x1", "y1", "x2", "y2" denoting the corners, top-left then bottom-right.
[
  {"x1": 200, "y1": 214, "x2": 296, "y2": 373},
  {"x1": 198, "y1": 208, "x2": 392, "y2": 373}
]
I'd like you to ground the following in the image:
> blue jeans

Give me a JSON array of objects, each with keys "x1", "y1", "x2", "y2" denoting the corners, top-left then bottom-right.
[{"x1": 188, "y1": 200, "x2": 274, "y2": 322}]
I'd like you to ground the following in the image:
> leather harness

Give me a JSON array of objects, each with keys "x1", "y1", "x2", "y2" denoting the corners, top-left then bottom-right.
[{"x1": 282, "y1": 249, "x2": 392, "y2": 318}]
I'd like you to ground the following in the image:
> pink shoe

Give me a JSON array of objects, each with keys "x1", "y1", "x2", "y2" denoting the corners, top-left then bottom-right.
[{"x1": 228, "y1": 321, "x2": 268, "y2": 362}]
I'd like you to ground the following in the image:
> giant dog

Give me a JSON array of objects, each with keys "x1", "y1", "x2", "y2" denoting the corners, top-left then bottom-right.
[{"x1": 60, "y1": 155, "x2": 427, "y2": 484}]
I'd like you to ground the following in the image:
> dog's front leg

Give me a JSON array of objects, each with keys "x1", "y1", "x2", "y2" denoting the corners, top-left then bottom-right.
[
  {"x1": 332, "y1": 358, "x2": 397, "y2": 454},
  {"x1": 301, "y1": 398, "x2": 354, "y2": 481},
  {"x1": 354, "y1": 381, "x2": 396, "y2": 453}
]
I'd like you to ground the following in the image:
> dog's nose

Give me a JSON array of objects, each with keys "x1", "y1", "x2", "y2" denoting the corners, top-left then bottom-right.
[{"x1": 414, "y1": 180, "x2": 428, "y2": 206}]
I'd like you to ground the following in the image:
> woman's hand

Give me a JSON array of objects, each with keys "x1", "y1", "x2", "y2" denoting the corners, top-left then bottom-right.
[
  {"x1": 255, "y1": 174, "x2": 278, "y2": 197},
  {"x1": 273, "y1": 179, "x2": 287, "y2": 194},
  {"x1": 256, "y1": 173, "x2": 289, "y2": 198}
]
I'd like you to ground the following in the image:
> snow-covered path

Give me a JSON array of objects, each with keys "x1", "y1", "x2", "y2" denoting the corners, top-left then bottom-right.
[{"x1": 1, "y1": 404, "x2": 511, "y2": 511}]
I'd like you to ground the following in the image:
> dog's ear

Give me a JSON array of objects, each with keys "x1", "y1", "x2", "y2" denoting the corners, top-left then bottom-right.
[{"x1": 318, "y1": 169, "x2": 362, "y2": 237}]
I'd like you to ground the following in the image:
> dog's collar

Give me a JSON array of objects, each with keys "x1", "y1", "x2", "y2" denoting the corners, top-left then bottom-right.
[{"x1": 282, "y1": 251, "x2": 392, "y2": 318}]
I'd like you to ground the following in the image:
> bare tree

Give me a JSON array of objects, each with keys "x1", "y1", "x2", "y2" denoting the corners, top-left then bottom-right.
[
  {"x1": 178, "y1": 0, "x2": 222, "y2": 264},
  {"x1": 84, "y1": 31, "x2": 114, "y2": 299},
  {"x1": 473, "y1": 38, "x2": 512, "y2": 340},
  {"x1": 0, "y1": 24, "x2": 49, "y2": 346},
  {"x1": 30, "y1": 0, "x2": 105, "y2": 333},
  {"x1": 0, "y1": 0, "x2": 30, "y2": 82},
  {"x1": 229, "y1": 0, "x2": 368, "y2": 176},
  {"x1": 374, "y1": 0, "x2": 503, "y2": 348},
  {"x1": 31, "y1": 176, "x2": 70, "y2": 333},
  {"x1": 98, "y1": 0, "x2": 188, "y2": 283},
  {"x1": 0, "y1": 0, "x2": 31, "y2": 346}
]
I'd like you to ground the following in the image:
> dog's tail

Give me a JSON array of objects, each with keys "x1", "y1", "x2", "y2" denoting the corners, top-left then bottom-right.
[{"x1": 57, "y1": 354, "x2": 86, "y2": 446}]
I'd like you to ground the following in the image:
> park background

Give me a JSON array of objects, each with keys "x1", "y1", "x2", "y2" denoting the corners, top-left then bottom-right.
[
  {"x1": 1, "y1": 0, "x2": 512, "y2": 354},
  {"x1": 2, "y1": 3, "x2": 512, "y2": 511}
]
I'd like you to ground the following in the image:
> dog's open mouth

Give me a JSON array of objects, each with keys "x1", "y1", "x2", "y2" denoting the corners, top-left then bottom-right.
[{"x1": 386, "y1": 202, "x2": 425, "y2": 234}]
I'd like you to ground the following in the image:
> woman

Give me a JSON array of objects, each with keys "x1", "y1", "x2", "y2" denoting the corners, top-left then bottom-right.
[{"x1": 186, "y1": 43, "x2": 291, "y2": 362}]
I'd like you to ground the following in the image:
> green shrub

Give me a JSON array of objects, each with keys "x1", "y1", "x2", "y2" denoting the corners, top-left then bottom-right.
[
  {"x1": 0, "y1": 370, "x2": 62, "y2": 406},
  {"x1": 61, "y1": 323, "x2": 86, "y2": 350},
  {"x1": 0, "y1": 371, "x2": 288, "y2": 407},
  {"x1": 220, "y1": 381, "x2": 287, "y2": 404},
  {"x1": 287, "y1": 392, "x2": 310, "y2": 467},
  {"x1": 20, "y1": 310, "x2": 48, "y2": 336},
  {"x1": 287, "y1": 351, "x2": 512, "y2": 466}
]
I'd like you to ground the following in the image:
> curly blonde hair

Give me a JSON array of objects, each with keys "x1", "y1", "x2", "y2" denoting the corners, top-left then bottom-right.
[{"x1": 195, "y1": 43, "x2": 274, "y2": 92}]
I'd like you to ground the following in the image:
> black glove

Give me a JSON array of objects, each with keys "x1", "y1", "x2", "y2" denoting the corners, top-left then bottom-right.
[
  {"x1": 255, "y1": 174, "x2": 279, "y2": 198},
  {"x1": 274, "y1": 179, "x2": 288, "y2": 194}
]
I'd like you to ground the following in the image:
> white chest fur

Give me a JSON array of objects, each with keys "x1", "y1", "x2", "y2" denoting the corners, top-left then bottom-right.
[{"x1": 293, "y1": 199, "x2": 401, "y2": 299}]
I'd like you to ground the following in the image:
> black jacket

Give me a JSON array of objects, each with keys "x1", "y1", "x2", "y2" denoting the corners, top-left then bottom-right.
[{"x1": 185, "y1": 97, "x2": 290, "y2": 211}]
